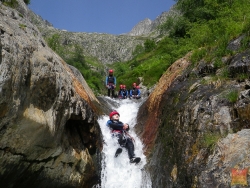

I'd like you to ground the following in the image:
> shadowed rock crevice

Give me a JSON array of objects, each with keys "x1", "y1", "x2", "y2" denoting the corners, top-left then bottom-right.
[{"x1": 65, "y1": 116, "x2": 97, "y2": 156}]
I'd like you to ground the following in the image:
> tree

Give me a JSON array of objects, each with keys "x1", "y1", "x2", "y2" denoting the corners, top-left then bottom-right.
[
  {"x1": 23, "y1": 0, "x2": 30, "y2": 5},
  {"x1": 144, "y1": 39, "x2": 156, "y2": 52}
]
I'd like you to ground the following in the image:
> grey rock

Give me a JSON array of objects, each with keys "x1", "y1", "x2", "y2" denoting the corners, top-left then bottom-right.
[{"x1": 0, "y1": 2, "x2": 101, "y2": 187}]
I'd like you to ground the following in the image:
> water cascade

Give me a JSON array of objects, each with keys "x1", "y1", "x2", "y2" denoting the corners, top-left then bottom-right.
[{"x1": 97, "y1": 97, "x2": 152, "y2": 188}]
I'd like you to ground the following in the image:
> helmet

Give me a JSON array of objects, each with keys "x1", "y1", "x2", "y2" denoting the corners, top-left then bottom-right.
[
  {"x1": 123, "y1": 85, "x2": 126, "y2": 89},
  {"x1": 109, "y1": 110, "x2": 120, "y2": 119},
  {"x1": 136, "y1": 86, "x2": 140, "y2": 89},
  {"x1": 133, "y1": 82, "x2": 136, "y2": 86},
  {"x1": 109, "y1": 69, "x2": 113, "y2": 74},
  {"x1": 120, "y1": 84, "x2": 123, "y2": 89}
]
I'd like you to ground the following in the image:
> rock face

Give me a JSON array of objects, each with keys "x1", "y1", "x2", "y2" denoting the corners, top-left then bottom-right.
[
  {"x1": 0, "y1": 1, "x2": 102, "y2": 187},
  {"x1": 137, "y1": 36, "x2": 250, "y2": 187},
  {"x1": 127, "y1": 8, "x2": 179, "y2": 37},
  {"x1": 28, "y1": 5, "x2": 178, "y2": 64},
  {"x1": 127, "y1": 18, "x2": 153, "y2": 36},
  {"x1": 28, "y1": 10, "x2": 146, "y2": 64}
]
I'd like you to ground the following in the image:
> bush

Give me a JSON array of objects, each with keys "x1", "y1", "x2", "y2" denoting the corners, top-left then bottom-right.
[
  {"x1": 1, "y1": 0, "x2": 18, "y2": 8},
  {"x1": 226, "y1": 90, "x2": 238, "y2": 103},
  {"x1": 23, "y1": 0, "x2": 30, "y2": 5},
  {"x1": 144, "y1": 39, "x2": 156, "y2": 52}
]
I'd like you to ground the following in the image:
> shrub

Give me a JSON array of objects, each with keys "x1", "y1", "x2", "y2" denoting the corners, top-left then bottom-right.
[
  {"x1": 201, "y1": 132, "x2": 221, "y2": 150},
  {"x1": 190, "y1": 48, "x2": 207, "y2": 65},
  {"x1": 144, "y1": 39, "x2": 156, "y2": 52},
  {"x1": 1, "y1": 0, "x2": 18, "y2": 8},
  {"x1": 226, "y1": 90, "x2": 238, "y2": 103},
  {"x1": 23, "y1": 0, "x2": 30, "y2": 5}
]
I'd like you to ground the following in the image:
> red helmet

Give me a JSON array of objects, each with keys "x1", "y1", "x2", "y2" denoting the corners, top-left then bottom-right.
[
  {"x1": 136, "y1": 86, "x2": 140, "y2": 89},
  {"x1": 120, "y1": 84, "x2": 123, "y2": 89},
  {"x1": 109, "y1": 110, "x2": 120, "y2": 119},
  {"x1": 123, "y1": 85, "x2": 126, "y2": 89},
  {"x1": 109, "y1": 69, "x2": 113, "y2": 74}
]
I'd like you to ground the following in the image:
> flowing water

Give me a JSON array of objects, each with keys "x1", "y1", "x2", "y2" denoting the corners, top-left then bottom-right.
[{"x1": 96, "y1": 97, "x2": 152, "y2": 188}]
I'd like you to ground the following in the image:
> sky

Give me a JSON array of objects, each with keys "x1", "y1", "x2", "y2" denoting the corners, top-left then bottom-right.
[{"x1": 28, "y1": 0, "x2": 176, "y2": 35}]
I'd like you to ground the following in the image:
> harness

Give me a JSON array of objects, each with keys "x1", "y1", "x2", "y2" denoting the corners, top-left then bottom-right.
[
  {"x1": 131, "y1": 88, "x2": 139, "y2": 95},
  {"x1": 107, "y1": 76, "x2": 115, "y2": 84}
]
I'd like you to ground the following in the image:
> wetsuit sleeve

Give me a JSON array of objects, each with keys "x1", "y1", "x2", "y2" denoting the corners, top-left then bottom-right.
[
  {"x1": 114, "y1": 77, "x2": 116, "y2": 85},
  {"x1": 106, "y1": 120, "x2": 112, "y2": 127},
  {"x1": 138, "y1": 89, "x2": 141, "y2": 96},
  {"x1": 108, "y1": 121, "x2": 124, "y2": 130},
  {"x1": 105, "y1": 77, "x2": 108, "y2": 85},
  {"x1": 130, "y1": 90, "x2": 132, "y2": 96}
]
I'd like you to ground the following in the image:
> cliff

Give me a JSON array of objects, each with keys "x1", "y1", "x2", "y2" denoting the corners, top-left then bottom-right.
[
  {"x1": 137, "y1": 36, "x2": 250, "y2": 187},
  {"x1": 127, "y1": 8, "x2": 178, "y2": 37},
  {"x1": 0, "y1": 1, "x2": 102, "y2": 187}
]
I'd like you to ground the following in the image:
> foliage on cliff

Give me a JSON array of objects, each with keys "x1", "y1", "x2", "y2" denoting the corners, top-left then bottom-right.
[
  {"x1": 39, "y1": 0, "x2": 250, "y2": 94},
  {"x1": 112, "y1": 0, "x2": 250, "y2": 88},
  {"x1": 46, "y1": 33, "x2": 106, "y2": 95}
]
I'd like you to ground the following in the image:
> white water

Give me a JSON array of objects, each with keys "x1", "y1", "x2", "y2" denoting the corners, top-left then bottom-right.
[{"x1": 97, "y1": 97, "x2": 152, "y2": 188}]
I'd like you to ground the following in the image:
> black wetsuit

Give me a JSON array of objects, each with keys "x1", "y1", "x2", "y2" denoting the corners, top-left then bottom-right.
[{"x1": 106, "y1": 120, "x2": 135, "y2": 159}]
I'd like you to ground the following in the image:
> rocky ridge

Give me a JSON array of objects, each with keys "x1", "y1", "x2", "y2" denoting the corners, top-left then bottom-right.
[
  {"x1": 127, "y1": 8, "x2": 178, "y2": 37},
  {"x1": 27, "y1": 5, "x2": 178, "y2": 64}
]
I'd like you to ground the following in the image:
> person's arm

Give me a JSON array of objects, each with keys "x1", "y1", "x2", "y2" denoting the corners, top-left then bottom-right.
[
  {"x1": 106, "y1": 120, "x2": 112, "y2": 127},
  {"x1": 114, "y1": 77, "x2": 116, "y2": 87},
  {"x1": 108, "y1": 121, "x2": 124, "y2": 130},
  {"x1": 137, "y1": 89, "x2": 141, "y2": 96},
  {"x1": 105, "y1": 77, "x2": 108, "y2": 86}
]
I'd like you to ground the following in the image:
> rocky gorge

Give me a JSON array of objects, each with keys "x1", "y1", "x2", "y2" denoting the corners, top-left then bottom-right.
[{"x1": 1, "y1": 1, "x2": 250, "y2": 188}]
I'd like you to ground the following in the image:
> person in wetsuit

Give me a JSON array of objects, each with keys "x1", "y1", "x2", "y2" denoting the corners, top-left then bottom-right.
[
  {"x1": 129, "y1": 82, "x2": 141, "y2": 99},
  {"x1": 105, "y1": 69, "x2": 116, "y2": 98},
  {"x1": 106, "y1": 110, "x2": 140, "y2": 163}
]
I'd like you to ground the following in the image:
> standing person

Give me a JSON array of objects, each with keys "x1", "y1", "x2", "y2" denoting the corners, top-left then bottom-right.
[
  {"x1": 106, "y1": 110, "x2": 141, "y2": 164},
  {"x1": 130, "y1": 83, "x2": 141, "y2": 99},
  {"x1": 105, "y1": 69, "x2": 116, "y2": 98}
]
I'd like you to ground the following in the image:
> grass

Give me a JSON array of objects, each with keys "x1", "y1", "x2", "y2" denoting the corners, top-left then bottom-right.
[
  {"x1": 226, "y1": 90, "x2": 239, "y2": 103},
  {"x1": 201, "y1": 132, "x2": 222, "y2": 150}
]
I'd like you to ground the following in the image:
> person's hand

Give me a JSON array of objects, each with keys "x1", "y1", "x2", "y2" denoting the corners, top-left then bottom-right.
[{"x1": 123, "y1": 123, "x2": 128, "y2": 130}]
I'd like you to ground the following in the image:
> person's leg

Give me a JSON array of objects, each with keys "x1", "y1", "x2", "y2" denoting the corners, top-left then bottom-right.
[
  {"x1": 125, "y1": 138, "x2": 135, "y2": 159},
  {"x1": 117, "y1": 134, "x2": 125, "y2": 146},
  {"x1": 111, "y1": 89, "x2": 115, "y2": 98},
  {"x1": 114, "y1": 133, "x2": 124, "y2": 157},
  {"x1": 108, "y1": 89, "x2": 110, "y2": 97}
]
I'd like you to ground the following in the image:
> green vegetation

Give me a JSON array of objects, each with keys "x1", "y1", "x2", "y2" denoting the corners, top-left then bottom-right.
[
  {"x1": 19, "y1": 23, "x2": 26, "y2": 30},
  {"x1": 110, "y1": 0, "x2": 250, "y2": 89},
  {"x1": 46, "y1": 34, "x2": 106, "y2": 95},
  {"x1": 0, "y1": 0, "x2": 30, "y2": 8},
  {"x1": 23, "y1": 0, "x2": 30, "y2": 5},
  {"x1": 225, "y1": 89, "x2": 239, "y2": 103},
  {"x1": 45, "y1": 0, "x2": 250, "y2": 94},
  {"x1": 200, "y1": 132, "x2": 222, "y2": 150},
  {"x1": 1, "y1": 0, "x2": 18, "y2": 8}
]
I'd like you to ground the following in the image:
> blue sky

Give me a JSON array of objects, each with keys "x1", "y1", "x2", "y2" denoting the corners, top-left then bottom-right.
[{"x1": 28, "y1": 0, "x2": 176, "y2": 35}]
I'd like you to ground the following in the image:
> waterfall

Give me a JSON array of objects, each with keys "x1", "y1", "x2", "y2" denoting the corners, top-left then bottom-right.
[{"x1": 97, "y1": 97, "x2": 152, "y2": 188}]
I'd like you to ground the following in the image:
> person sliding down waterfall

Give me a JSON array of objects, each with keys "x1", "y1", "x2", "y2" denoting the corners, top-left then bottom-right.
[{"x1": 106, "y1": 110, "x2": 141, "y2": 164}]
